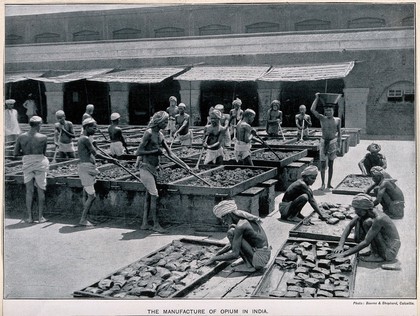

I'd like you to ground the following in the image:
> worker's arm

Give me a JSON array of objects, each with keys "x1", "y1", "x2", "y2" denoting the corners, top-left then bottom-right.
[
  {"x1": 135, "y1": 131, "x2": 160, "y2": 156},
  {"x1": 358, "y1": 157, "x2": 367, "y2": 175},
  {"x1": 373, "y1": 182, "x2": 388, "y2": 206},
  {"x1": 61, "y1": 123, "x2": 76, "y2": 138},
  {"x1": 328, "y1": 217, "x2": 359, "y2": 256},
  {"x1": 381, "y1": 155, "x2": 388, "y2": 169},
  {"x1": 336, "y1": 118, "x2": 342, "y2": 152},
  {"x1": 310, "y1": 93, "x2": 323, "y2": 120}
]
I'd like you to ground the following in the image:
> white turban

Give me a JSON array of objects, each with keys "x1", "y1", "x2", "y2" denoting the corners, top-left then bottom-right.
[
  {"x1": 149, "y1": 111, "x2": 169, "y2": 128},
  {"x1": 210, "y1": 109, "x2": 222, "y2": 119},
  {"x1": 213, "y1": 200, "x2": 261, "y2": 222},
  {"x1": 5, "y1": 99, "x2": 16, "y2": 105},
  {"x1": 232, "y1": 98, "x2": 242, "y2": 106},
  {"x1": 215, "y1": 104, "x2": 224, "y2": 111},
  {"x1": 352, "y1": 194, "x2": 374, "y2": 210},
  {"x1": 29, "y1": 116, "x2": 42, "y2": 123},
  {"x1": 82, "y1": 118, "x2": 96, "y2": 126},
  {"x1": 370, "y1": 166, "x2": 385, "y2": 177},
  {"x1": 301, "y1": 165, "x2": 318, "y2": 177},
  {"x1": 55, "y1": 110, "x2": 65, "y2": 117}
]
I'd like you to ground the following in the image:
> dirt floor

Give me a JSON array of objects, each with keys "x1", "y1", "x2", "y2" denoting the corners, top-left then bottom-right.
[{"x1": 3, "y1": 139, "x2": 416, "y2": 305}]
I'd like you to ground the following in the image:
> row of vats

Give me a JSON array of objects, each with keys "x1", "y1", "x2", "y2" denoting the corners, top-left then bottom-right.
[{"x1": 5, "y1": 124, "x2": 366, "y2": 299}]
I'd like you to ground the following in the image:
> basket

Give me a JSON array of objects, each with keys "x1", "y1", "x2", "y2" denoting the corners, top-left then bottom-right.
[{"x1": 318, "y1": 93, "x2": 342, "y2": 106}]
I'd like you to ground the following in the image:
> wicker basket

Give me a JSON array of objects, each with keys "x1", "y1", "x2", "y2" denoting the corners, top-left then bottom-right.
[{"x1": 318, "y1": 93, "x2": 342, "y2": 105}]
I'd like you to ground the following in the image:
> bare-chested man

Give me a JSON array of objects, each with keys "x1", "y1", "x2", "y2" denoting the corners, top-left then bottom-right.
[
  {"x1": 266, "y1": 100, "x2": 282, "y2": 136},
  {"x1": 54, "y1": 110, "x2": 76, "y2": 159},
  {"x1": 135, "y1": 111, "x2": 173, "y2": 232},
  {"x1": 108, "y1": 112, "x2": 129, "y2": 158},
  {"x1": 295, "y1": 104, "x2": 312, "y2": 140},
  {"x1": 166, "y1": 96, "x2": 179, "y2": 139},
  {"x1": 78, "y1": 118, "x2": 117, "y2": 226},
  {"x1": 235, "y1": 109, "x2": 256, "y2": 166},
  {"x1": 80, "y1": 104, "x2": 94, "y2": 135},
  {"x1": 173, "y1": 103, "x2": 192, "y2": 147},
  {"x1": 203, "y1": 109, "x2": 225, "y2": 165},
  {"x1": 328, "y1": 194, "x2": 401, "y2": 270},
  {"x1": 205, "y1": 200, "x2": 271, "y2": 273},
  {"x1": 311, "y1": 93, "x2": 341, "y2": 190},
  {"x1": 13, "y1": 116, "x2": 49, "y2": 223},
  {"x1": 229, "y1": 98, "x2": 244, "y2": 141},
  {"x1": 215, "y1": 104, "x2": 232, "y2": 149},
  {"x1": 365, "y1": 166, "x2": 405, "y2": 219}
]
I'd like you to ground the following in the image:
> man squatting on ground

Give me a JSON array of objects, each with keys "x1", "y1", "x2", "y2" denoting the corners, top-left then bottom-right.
[
  {"x1": 358, "y1": 143, "x2": 387, "y2": 176},
  {"x1": 205, "y1": 200, "x2": 271, "y2": 273},
  {"x1": 311, "y1": 92, "x2": 341, "y2": 190},
  {"x1": 78, "y1": 118, "x2": 117, "y2": 227},
  {"x1": 173, "y1": 103, "x2": 193, "y2": 147},
  {"x1": 278, "y1": 165, "x2": 331, "y2": 224},
  {"x1": 328, "y1": 193, "x2": 401, "y2": 270},
  {"x1": 108, "y1": 112, "x2": 129, "y2": 158},
  {"x1": 135, "y1": 111, "x2": 173, "y2": 233},
  {"x1": 166, "y1": 96, "x2": 179, "y2": 139},
  {"x1": 54, "y1": 110, "x2": 76, "y2": 159},
  {"x1": 13, "y1": 116, "x2": 49, "y2": 223},
  {"x1": 214, "y1": 104, "x2": 232, "y2": 149},
  {"x1": 203, "y1": 109, "x2": 225, "y2": 165},
  {"x1": 5, "y1": 99, "x2": 21, "y2": 143},
  {"x1": 365, "y1": 166, "x2": 405, "y2": 219},
  {"x1": 295, "y1": 104, "x2": 312, "y2": 140},
  {"x1": 235, "y1": 109, "x2": 257, "y2": 166}
]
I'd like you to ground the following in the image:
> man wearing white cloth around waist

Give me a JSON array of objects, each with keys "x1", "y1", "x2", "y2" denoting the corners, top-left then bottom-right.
[
  {"x1": 205, "y1": 200, "x2": 271, "y2": 273},
  {"x1": 78, "y1": 118, "x2": 117, "y2": 227},
  {"x1": 14, "y1": 116, "x2": 49, "y2": 223}
]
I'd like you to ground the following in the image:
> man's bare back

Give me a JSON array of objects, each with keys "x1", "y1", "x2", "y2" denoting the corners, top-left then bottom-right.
[{"x1": 14, "y1": 132, "x2": 47, "y2": 156}]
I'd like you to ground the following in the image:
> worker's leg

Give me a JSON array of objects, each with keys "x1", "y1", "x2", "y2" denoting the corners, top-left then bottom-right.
[
  {"x1": 319, "y1": 161, "x2": 327, "y2": 190},
  {"x1": 150, "y1": 194, "x2": 166, "y2": 233},
  {"x1": 140, "y1": 192, "x2": 151, "y2": 230},
  {"x1": 36, "y1": 186, "x2": 47, "y2": 223},
  {"x1": 79, "y1": 186, "x2": 95, "y2": 226},
  {"x1": 288, "y1": 194, "x2": 309, "y2": 220},
  {"x1": 327, "y1": 159, "x2": 335, "y2": 189},
  {"x1": 24, "y1": 180, "x2": 35, "y2": 223}
]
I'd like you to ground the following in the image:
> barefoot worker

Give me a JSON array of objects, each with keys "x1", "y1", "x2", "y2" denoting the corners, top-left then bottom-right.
[
  {"x1": 13, "y1": 116, "x2": 49, "y2": 223},
  {"x1": 205, "y1": 200, "x2": 271, "y2": 272},
  {"x1": 358, "y1": 143, "x2": 387, "y2": 176},
  {"x1": 327, "y1": 194, "x2": 401, "y2": 270},
  {"x1": 365, "y1": 166, "x2": 405, "y2": 219},
  {"x1": 78, "y1": 118, "x2": 117, "y2": 226},
  {"x1": 135, "y1": 111, "x2": 173, "y2": 233},
  {"x1": 311, "y1": 93, "x2": 341, "y2": 190},
  {"x1": 278, "y1": 165, "x2": 331, "y2": 223}
]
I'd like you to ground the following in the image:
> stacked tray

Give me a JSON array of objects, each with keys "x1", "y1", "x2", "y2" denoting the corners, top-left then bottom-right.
[
  {"x1": 73, "y1": 238, "x2": 230, "y2": 299},
  {"x1": 252, "y1": 237, "x2": 357, "y2": 298},
  {"x1": 289, "y1": 203, "x2": 356, "y2": 242},
  {"x1": 332, "y1": 174, "x2": 375, "y2": 196}
]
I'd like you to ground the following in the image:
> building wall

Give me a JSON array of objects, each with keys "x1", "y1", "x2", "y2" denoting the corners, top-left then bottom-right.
[{"x1": 5, "y1": 4, "x2": 414, "y2": 45}]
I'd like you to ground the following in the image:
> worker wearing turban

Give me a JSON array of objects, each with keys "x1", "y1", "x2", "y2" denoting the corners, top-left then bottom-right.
[
  {"x1": 166, "y1": 96, "x2": 179, "y2": 139},
  {"x1": 365, "y1": 166, "x2": 405, "y2": 219},
  {"x1": 279, "y1": 165, "x2": 330, "y2": 224},
  {"x1": 328, "y1": 193, "x2": 401, "y2": 270},
  {"x1": 234, "y1": 109, "x2": 256, "y2": 165},
  {"x1": 358, "y1": 143, "x2": 387, "y2": 175},
  {"x1": 214, "y1": 104, "x2": 232, "y2": 148},
  {"x1": 207, "y1": 200, "x2": 271, "y2": 272},
  {"x1": 229, "y1": 98, "x2": 244, "y2": 140},
  {"x1": 203, "y1": 109, "x2": 224, "y2": 165},
  {"x1": 54, "y1": 110, "x2": 76, "y2": 159},
  {"x1": 135, "y1": 110, "x2": 173, "y2": 233},
  {"x1": 5, "y1": 98, "x2": 21, "y2": 142},
  {"x1": 266, "y1": 100, "x2": 282, "y2": 136}
]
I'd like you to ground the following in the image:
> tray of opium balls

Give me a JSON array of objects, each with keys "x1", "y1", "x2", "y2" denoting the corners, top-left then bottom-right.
[
  {"x1": 289, "y1": 203, "x2": 357, "y2": 242},
  {"x1": 73, "y1": 238, "x2": 231, "y2": 299},
  {"x1": 332, "y1": 174, "x2": 375, "y2": 196},
  {"x1": 252, "y1": 237, "x2": 357, "y2": 299}
]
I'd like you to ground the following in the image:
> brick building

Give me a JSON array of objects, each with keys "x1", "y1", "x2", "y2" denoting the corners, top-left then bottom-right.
[{"x1": 5, "y1": 3, "x2": 415, "y2": 135}]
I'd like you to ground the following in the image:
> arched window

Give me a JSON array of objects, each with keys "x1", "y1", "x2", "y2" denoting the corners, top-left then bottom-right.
[
  {"x1": 113, "y1": 28, "x2": 142, "y2": 40},
  {"x1": 6, "y1": 34, "x2": 23, "y2": 45},
  {"x1": 295, "y1": 19, "x2": 331, "y2": 31},
  {"x1": 154, "y1": 27, "x2": 185, "y2": 38},
  {"x1": 35, "y1": 32, "x2": 61, "y2": 43},
  {"x1": 73, "y1": 30, "x2": 100, "y2": 42},
  {"x1": 199, "y1": 24, "x2": 231, "y2": 36},
  {"x1": 348, "y1": 17, "x2": 385, "y2": 29},
  {"x1": 402, "y1": 16, "x2": 414, "y2": 27},
  {"x1": 245, "y1": 22, "x2": 279, "y2": 34},
  {"x1": 381, "y1": 82, "x2": 414, "y2": 103}
]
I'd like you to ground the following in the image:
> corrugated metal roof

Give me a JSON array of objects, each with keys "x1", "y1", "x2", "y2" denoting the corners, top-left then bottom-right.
[
  {"x1": 174, "y1": 66, "x2": 271, "y2": 82},
  {"x1": 33, "y1": 68, "x2": 114, "y2": 83},
  {"x1": 258, "y1": 61, "x2": 355, "y2": 82},
  {"x1": 88, "y1": 67, "x2": 186, "y2": 84},
  {"x1": 5, "y1": 72, "x2": 46, "y2": 83}
]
